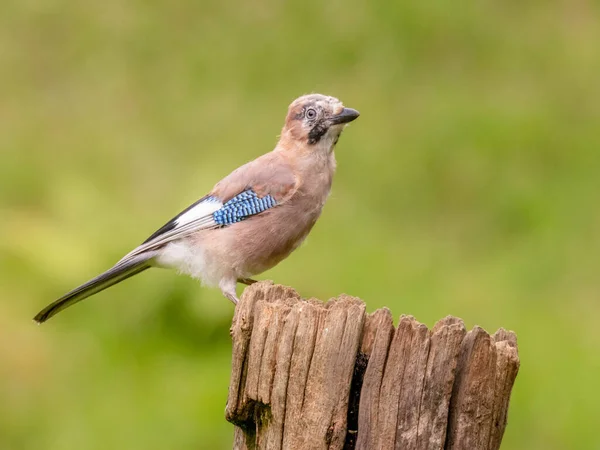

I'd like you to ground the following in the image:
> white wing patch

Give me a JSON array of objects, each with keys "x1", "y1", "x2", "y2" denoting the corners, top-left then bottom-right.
[
  {"x1": 116, "y1": 196, "x2": 223, "y2": 265},
  {"x1": 176, "y1": 197, "x2": 222, "y2": 227}
]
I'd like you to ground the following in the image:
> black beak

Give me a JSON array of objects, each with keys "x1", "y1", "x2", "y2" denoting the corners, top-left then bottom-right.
[{"x1": 330, "y1": 107, "x2": 360, "y2": 125}]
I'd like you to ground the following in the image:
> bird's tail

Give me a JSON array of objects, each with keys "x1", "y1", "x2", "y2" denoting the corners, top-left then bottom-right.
[{"x1": 33, "y1": 252, "x2": 157, "y2": 324}]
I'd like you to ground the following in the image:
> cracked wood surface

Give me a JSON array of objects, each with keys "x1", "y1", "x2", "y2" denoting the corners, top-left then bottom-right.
[{"x1": 226, "y1": 282, "x2": 519, "y2": 450}]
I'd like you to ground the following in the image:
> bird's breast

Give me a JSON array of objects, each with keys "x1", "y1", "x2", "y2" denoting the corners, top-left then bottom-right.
[{"x1": 187, "y1": 153, "x2": 336, "y2": 281}]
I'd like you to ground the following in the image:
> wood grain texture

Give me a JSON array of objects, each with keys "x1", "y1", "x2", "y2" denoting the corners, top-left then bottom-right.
[
  {"x1": 226, "y1": 282, "x2": 520, "y2": 450},
  {"x1": 227, "y1": 282, "x2": 365, "y2": 450}
]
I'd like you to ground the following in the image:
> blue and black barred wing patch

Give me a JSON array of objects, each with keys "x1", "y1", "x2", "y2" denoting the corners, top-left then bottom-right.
[
  {"x1": 142, "y1": 190, "x2": 276, "y2": 246},
  {"x1": 213, "y1": 190, "x2": 277, "y2": 226},
  {"x1": 116, "y1": 189, "x2": 277, "y2": 264}
]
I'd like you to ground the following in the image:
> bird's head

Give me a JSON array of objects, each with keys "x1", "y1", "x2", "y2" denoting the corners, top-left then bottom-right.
[{"x1": 281, "y1": 94, "x2": 359, "y2": 153}]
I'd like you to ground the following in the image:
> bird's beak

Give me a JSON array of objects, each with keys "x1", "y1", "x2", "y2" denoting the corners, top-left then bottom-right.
[{"x1": 330, "y1": 107, "x2": 360, "y2": 125}]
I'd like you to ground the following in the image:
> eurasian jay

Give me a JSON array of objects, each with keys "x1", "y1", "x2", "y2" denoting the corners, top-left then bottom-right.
[{"x1": 33, "y1": 94, "x2": 360, "y2": 323}]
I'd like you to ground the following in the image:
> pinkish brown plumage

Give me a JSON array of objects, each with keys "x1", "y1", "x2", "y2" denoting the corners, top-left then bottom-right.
[{"x1": 34, "y1": 94, "x2": 359, "y2": 323}]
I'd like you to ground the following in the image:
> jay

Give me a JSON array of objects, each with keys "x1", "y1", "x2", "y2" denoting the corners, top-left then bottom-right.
[{"x1": 34, "y1": 94, "x2": 359, "y2": 323}]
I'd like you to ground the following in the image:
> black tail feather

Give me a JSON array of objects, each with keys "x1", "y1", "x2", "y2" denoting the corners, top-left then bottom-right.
[{"x1": 34, "y1": 253, "x2": 155, "y2": 324}]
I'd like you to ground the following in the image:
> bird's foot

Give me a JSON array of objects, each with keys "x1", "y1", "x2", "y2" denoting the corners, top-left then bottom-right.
[
  {"x1": 220, "y1": 278, "x2": 240, "y2": 305},
  {"x1": 224, "y1": 291, "x2": 239, "y2": 305},
  {"x1": 238, "y1": 278, "x2": 258, "y2": 286}
]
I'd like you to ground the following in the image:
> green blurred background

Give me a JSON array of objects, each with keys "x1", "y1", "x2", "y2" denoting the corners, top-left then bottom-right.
[{"x1": 1, "y1": 0, "x2": 599, "y2": 448}]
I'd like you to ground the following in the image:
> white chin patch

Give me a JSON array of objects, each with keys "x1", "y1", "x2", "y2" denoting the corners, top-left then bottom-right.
[{"x1": 321, "y1": 125, "x2": 344, "y2": 148}]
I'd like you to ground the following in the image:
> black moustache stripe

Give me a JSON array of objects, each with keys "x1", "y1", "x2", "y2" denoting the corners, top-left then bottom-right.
[{"x1": 308, "y1": 124, "x2": 327, "y2": 145}]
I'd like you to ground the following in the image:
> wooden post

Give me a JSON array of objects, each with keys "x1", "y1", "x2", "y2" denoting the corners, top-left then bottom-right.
[{"x1": 226, "y1": 282, "x2": 519, "y2": 450}]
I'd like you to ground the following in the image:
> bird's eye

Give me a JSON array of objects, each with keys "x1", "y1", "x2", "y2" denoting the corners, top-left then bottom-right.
[{"x1": 306, "y1": 108, "x2": 317, "y2": 119}]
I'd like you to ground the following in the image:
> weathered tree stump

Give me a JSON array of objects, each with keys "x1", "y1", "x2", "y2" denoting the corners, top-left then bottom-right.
[{"x1": 226, "y1": 282, "x2": 519, "y2": 450}]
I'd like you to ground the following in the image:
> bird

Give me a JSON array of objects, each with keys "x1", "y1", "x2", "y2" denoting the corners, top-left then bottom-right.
[{"x1": 33, "y1": 94, "x2": 360, "y2": 324}]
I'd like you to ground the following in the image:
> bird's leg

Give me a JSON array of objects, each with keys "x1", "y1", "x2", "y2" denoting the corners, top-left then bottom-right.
[
  {"x1": 238, "y1": 278, "x2": 258, "y2": 286},
  {"x1": 224, "y1": 292, "x2": 239, "y2": 305},
  {"x1": 219, "y1": 278, "x2": 239, "y2": 305}
]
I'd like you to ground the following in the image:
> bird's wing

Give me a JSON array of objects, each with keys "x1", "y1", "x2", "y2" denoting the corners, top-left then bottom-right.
[
  {"x1": 117, "y1": 152, "x2": 297, "y2": 264},
  {"x1": 212, "y1": 151, "x2": 298, "y2": 205}
]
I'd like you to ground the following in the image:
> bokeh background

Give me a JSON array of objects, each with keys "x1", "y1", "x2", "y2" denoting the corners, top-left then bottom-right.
[{"x1": 1, "y1": 1, "x2": 599, "y2": 449}]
